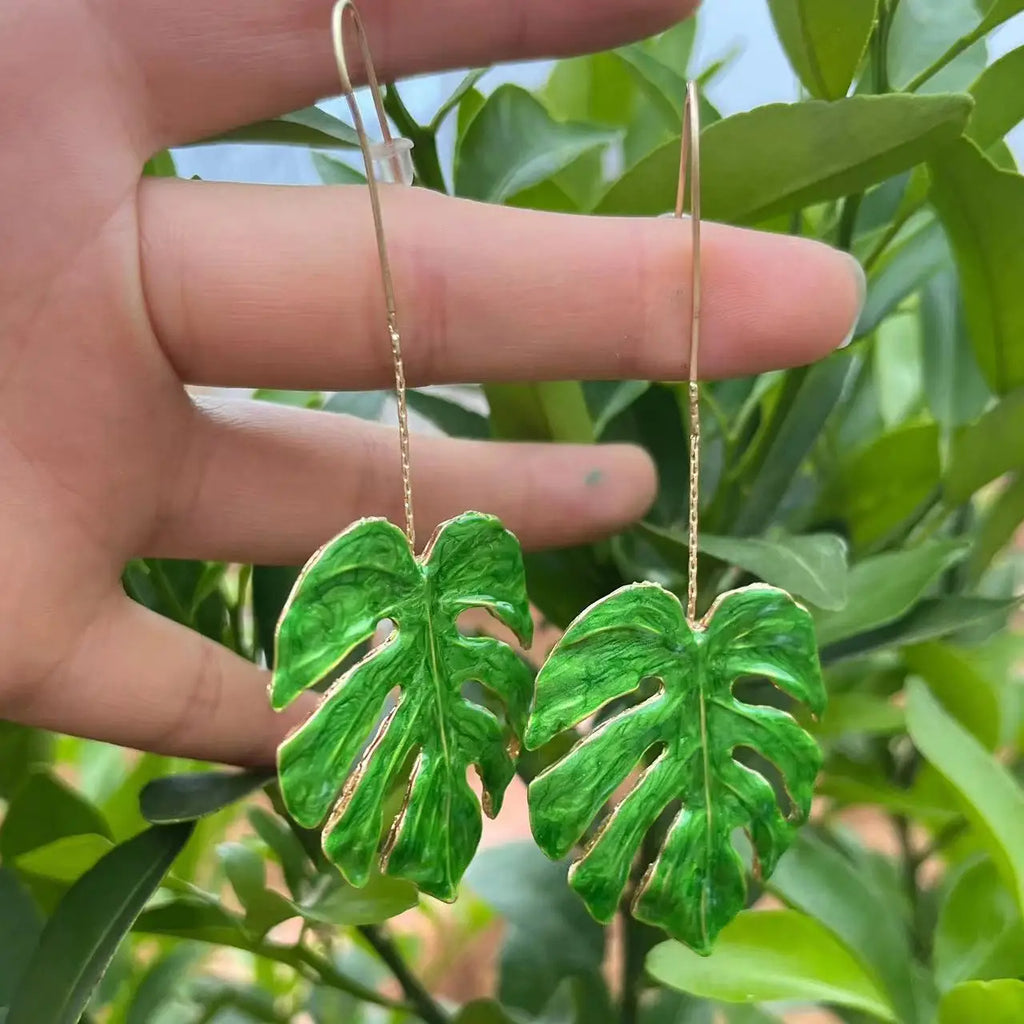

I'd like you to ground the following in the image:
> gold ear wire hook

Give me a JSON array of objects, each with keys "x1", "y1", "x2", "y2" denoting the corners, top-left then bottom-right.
[
  {"x1": 675, "y1": 82, "x2": 702, "y2": 625},
  {"x1": 331, "y1": 0, "x2": 416, "y2": 549}
]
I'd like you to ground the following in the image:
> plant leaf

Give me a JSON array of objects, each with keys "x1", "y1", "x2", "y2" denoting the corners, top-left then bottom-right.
[
  {"x1": 770, "y1": 832, "x2": 920, "y2": 1022},
  {"x1": 273, "y1": 512, "x2": 533, "y2": 901},
  {"x1": 646, "y1": 909, "x2": 896, "y2": 1021},
  {"x1": 140, "y1": 770, "x2": 273, "y2": 825},
  {"x1": 465, "y1": 842, "x2": 608, "y2": 1017},
  {"x1": 6, "y1": 823, "x2": 194, "y2": 1024},
  {"x1": 906, "y1": 680, "x2": 1024, "y2": 916},
  {"x1": 638, "y1": 523, "x2": 849, "y2": 611},
  {"x1": 209, "y1": 106, "x2": 359, "y2": 149},
  {"x1": 939, "y1": 980, "x2": 1024, "y2": 1023},
  {"x1": 124, "y1": 944, "x2": 204, "y2": 1024},
  {"x1": 526, "y1": 583, "x2": 824, "y2": 953},
  {"x1": 406, "y1": 389, "x2": 490, "y2": 439},
  {"x1": 596, "y1": 94, "x2": 972, "y2": 222},
  {"x1": 930, "y1": 138, "x2": 1024, "y2": 394},
  {"x1": 0, "y1": 869, "x2": 42, "y2": 1006},
  {"x1": 812, "y1": 540, "x2": 967, "y2": 646},
  {"x1": 455, "y1": 85, "x2": 615, "y2": 203},
  {"x1": 934, "y1": 857, "x2": 1024, "y2": 991},
  {"x1": 968, "y1": 45, "x2": 1024, "y2": 149},
  {"x1": 768, "y1": 0, "x2": 878, "y2": 100},
  {"x1": 920, "y1": 266, "x2": 992, "y2": 431},
  {"x1": 945, "y1": 387, "x2": 1024, "y2": 502},
  {"x1": 14, "y1": 834, "x2": 113, "y2": 883},
  {"x1": 312, "y1": 152, "x2": 366, "y2": 185},
  {"x1": 889, "y1": 0, "x2": 988, "y2": 93},
  {"x1": 979, "y1": 0, "x2": 1024, "y2": 33}
]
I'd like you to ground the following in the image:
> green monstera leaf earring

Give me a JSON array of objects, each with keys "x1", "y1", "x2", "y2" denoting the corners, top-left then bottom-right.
[
  {"x1": 524, "y1": 84, "x2": 826, "y2": 954},
  {"x1": 269, "y1": 0, "x2": 532, "y2": 902}
]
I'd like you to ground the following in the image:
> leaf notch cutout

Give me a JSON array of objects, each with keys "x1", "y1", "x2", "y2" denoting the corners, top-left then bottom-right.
[
  {"x1": 524, "y1": 582, "x2": 825, "y2": 954},
  {"x1": 271, "y1": 512, "x2": 533, "y2": 902}
]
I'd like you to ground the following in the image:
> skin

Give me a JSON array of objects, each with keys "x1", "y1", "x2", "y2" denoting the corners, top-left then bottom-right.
[{"x1": 0, "y1": 0, "x2": 864, "y2": 767}]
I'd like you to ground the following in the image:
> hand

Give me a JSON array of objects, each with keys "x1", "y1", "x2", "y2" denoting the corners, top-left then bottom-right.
[{"x1": 0, "y1": 0, "x2": 863, "y2": 767}]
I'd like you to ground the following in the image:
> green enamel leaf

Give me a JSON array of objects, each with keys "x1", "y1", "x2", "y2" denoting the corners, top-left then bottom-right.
[
  {"x1": 272, "y1": 512, "x2": 533, "y2": 902},
  {"x1": 525, "y1": 583, "x2": 825, "y2": 954}
]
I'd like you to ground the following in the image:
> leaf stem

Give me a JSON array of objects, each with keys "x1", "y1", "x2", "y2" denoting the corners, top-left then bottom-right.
[
  {"x1": 837, "y1": 192, "x2": 863, "y2": 252},
  {"x1": 359, "y1": 924, "x2": 451, "y2": 1024},
  {"x1": 383, "y1": 85, "x2": 447, "y2": 193},
  {"x1": 904, "y1": 23, "x2": 986, "y2": 94}
]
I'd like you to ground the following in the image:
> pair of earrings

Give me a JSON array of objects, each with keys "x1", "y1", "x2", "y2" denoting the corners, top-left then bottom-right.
[{"x1": 269, "y1": 0, "x2": 826, "y2": 956}]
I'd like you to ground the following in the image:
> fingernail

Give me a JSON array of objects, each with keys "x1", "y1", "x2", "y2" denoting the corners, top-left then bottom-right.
[{"x1": 838, "y1": 253, "x2": 867, "y2": 349}]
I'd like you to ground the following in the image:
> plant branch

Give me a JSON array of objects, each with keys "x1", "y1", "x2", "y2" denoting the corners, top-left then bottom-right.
[
  {"x1": 359, "y1": 924, "x2": 450, "y2": 1024},
  {"x1": 837, "y1": 193, "x2": 863, "y2": 252},
  {"x1": 912, "y1": 817, "x2": 969, "y2": 869}
]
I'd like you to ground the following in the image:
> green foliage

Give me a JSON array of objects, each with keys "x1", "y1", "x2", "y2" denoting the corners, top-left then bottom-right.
[{"x1": 4, "y1": 6, "x2": 1024, "y2": 1024}]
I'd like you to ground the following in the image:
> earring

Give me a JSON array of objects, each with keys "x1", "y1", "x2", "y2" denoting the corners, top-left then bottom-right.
[
  {"x1": 268, "y1": 0, "x2": 533, "y2": 903},
  {"x1": 524, "y1": 84, "x2": 826, "y2": 955}
]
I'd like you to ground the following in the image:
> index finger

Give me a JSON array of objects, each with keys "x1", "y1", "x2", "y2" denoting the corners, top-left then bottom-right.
[{"x1": 120, "y1": 0, "x2": 700, "y2": 148}]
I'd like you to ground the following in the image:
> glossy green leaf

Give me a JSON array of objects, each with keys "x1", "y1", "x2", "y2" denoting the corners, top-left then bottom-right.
[
  {"x1": 406, "y1": 389, "x2": 489, "y2": 439},
  {"x1": 6, "y1": 823, "x2": 194, "y2": 1024},
  {"x1": 526, "y1": 583, "x2": 824, "y2": 953},
  {"x1": 141, "y1": 770, "x2": 273, "y2": 825},
  {"x1": 597, "y1": 94, "x2": 972, "y2": 222},
  {"x1": 0, "y1": 769, "x2": 111, "y2": 861},
  {"x1": 142, "y1": 150, "x2": 177, "y2": 177},
  {"x1": 934, "y1": 857, "x2": 1024, "y2": 991},
  {"x1": 822, "y1": 595, "x2": 1019, "y2": 663},
  {"x1": 211, "y1": 106, "x2": 359, "y2": 149},
  {"x1": 273, "y1": 512, "x2": 533, "y2": 901},
  {"x1": 454, "y1": 1001, "x2": 518, "y2": 1024},
  {"x1": 822, "y1": 422, "x2": 941, "y2": 549},
  {"x1": 485, "y1": 382, "x2": 595, "y2": 443},
  {"x1": 544, "y1": 52, "x2": 639, "y2": 127},
  {"x1": 770, "y1": 832, "x2": 919, "y2": 1022},
  {"x1": 946, "y1": 387, "x2": 1024, "y2": 502},
  {"x1": 455, "y1": 86, "x2": 614, "y2": 203},
  {"x1": 940, "y1": 980, "x2": 1024, "y2": 1023},
  {"x1": 889, "y1": 0, "x2": 988, "y2": 93},
  {"x1": 930, "y1": 138, "x2": 1024, "y2": 394},
  {"x1": 585, "y1": 381, "x2": 651, "y2": 438},
  {"x1": 465, "y1": 843, "x2": 608, "y2": 1017},
  {"x1": 647, "y1": 909, "x2": 896, "y2": 1021},
  {"x1": 639, "y1": 523, "x2": 849, "y2": 611},
  {"x1": 856, "y1": 218, "x2": 949, "y2": 338},
  {"x1": 904, "y1": 643, "x2": 1002, "y2": 749},
  {"x1": 0, "y1": 869, "x2": 42, "y2": 1006},
  {"x1": 124, "y1": 944, "x2": 204, "y2": 1024},
  {"x1": 979, "y1": 0, "x2": 1024, "y2": 33},
  {"x1": 920, "y1": 266, "x2": 992, "y2": 431},
  {"x1": 811, "y1": 691, "x2": 905, "y2": 738},
  {"x1": 14, "y1": 834, "x2": 113, "y2": 883},
  {"x1": 906, "y1": 680, "x2": 1024, "y2": 915},
  {"x1": 813, "y1": 541, "x2": 966, "y2": 646},
  {"x1": 312, "y1": 152, "x2": 365, "y2": 185},
  {"x1": 246, "y1": 807, "x2": 309, "y2": 897},
  {"x1": 768, "y1": 0, "x2": 878, "y2": 99},
  {"x1": 969, "y1": 473, "x2": 1024, "y2": 580},
  {"x1": 0, "y1": 723, "x2": 52, "y2": 800},
  {"x1": 968, "y1": 46, "x2": 1024, "y2": 149},
  {"x1": 297, "y1": 873, "x2": 418, "y2": 926}
]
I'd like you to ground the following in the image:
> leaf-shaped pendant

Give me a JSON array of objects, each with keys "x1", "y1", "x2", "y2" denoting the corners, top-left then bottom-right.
[
  {"x1": 271, "y1": 511, "x2": 533, "y2": 901},
  {"x1": 524, "y1": 581, "x2": 825, "y2": 954}
]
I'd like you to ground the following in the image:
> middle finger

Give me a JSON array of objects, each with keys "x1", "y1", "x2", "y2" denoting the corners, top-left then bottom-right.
[{"x1": 139, "y1": 180, "x2": 864, "y2": 390}]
